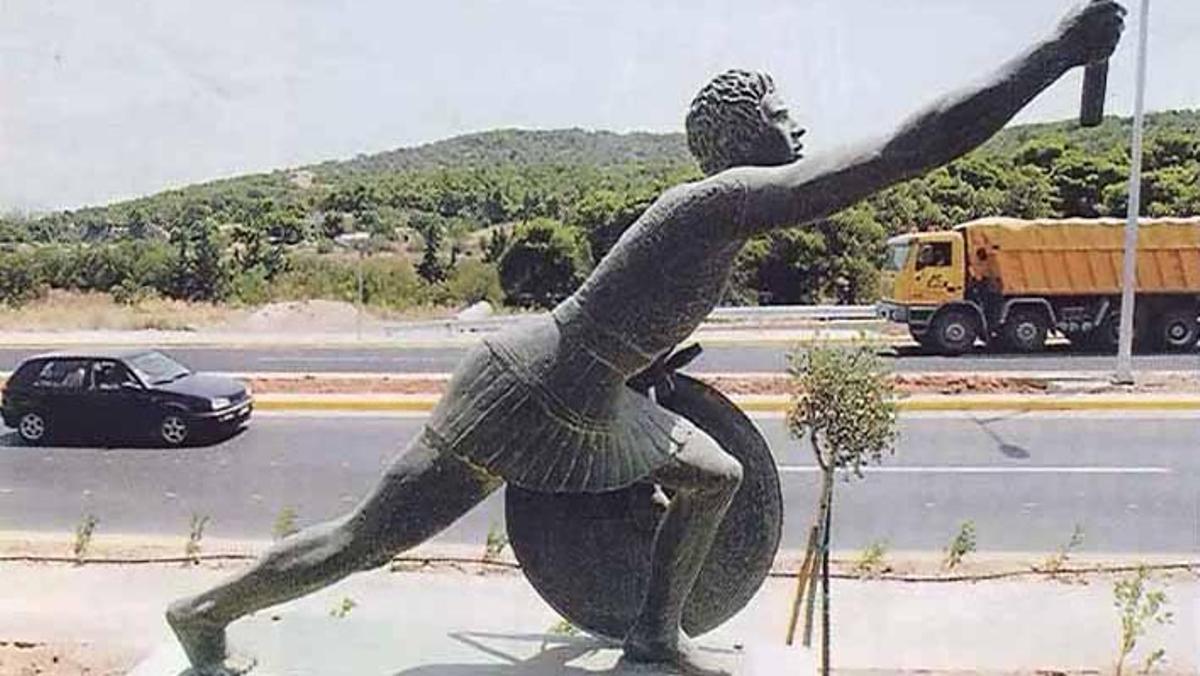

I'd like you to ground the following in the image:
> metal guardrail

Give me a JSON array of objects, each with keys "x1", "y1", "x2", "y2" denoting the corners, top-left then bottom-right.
[
  {"x1": 708, "y1": 305, "x2": 877, "y2": 321},
  {"x1": 383, "y1": 305, "x2": 878, "y2": 337}
]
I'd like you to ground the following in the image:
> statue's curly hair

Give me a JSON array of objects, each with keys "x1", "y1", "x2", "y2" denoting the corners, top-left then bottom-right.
[{"x1": 685, "y1": 69, "x2": 776, "y2": 175}]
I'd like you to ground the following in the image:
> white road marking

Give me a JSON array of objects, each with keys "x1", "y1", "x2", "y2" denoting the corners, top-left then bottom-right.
[{"x1": 777, "y1": 465, "x2": 1172, "y2": 475}]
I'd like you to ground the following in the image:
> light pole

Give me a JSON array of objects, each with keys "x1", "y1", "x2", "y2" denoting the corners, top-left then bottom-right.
[
  {"x1": 1115, "y1": 0, "x2": 1151, "y2": 385},
  {"x1": 335, "y1": 231, "x2": 371, "y2": 341}
]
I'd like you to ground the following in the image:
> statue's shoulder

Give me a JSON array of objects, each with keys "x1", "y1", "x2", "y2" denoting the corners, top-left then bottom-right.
[{"x1": 657, "y1": 173, "x2": 744, "y2": 213}]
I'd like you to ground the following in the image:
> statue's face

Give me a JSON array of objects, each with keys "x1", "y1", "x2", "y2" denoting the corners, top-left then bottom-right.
[{"x1": 754, "y1": 90, "x2": 805, "y2": 166}]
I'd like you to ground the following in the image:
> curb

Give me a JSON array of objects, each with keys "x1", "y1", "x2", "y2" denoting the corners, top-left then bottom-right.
[{"x1": 251, "y1": 394, "x2": 1200, "y2": 413}]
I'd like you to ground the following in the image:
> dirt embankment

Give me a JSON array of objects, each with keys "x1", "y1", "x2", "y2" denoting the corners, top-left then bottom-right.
[{"x1": 0, "y1": 640, "x2": 136, "y2": 676}]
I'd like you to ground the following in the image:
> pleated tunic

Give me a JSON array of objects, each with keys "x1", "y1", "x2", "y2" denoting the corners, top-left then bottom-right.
[{"x1": 423, "y1": 174, "x2": 748, "y2": 493}]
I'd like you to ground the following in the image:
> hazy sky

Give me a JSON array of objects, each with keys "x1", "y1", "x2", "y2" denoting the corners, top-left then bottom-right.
[{"x1": 2, "y1": 0, "x2": 1197, "y2": 212}]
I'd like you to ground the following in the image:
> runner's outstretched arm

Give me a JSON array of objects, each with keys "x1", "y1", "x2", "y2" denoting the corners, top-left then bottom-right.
[{"x1": 728, "y1": 0, "x2": 1125, "y2": 235}]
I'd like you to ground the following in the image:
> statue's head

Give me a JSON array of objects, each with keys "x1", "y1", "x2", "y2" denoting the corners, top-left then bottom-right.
[{"x1": 685, "y1": 69, "x2": 805, "y2": 176}]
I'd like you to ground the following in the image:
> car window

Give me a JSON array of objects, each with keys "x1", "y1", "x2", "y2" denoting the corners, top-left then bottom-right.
[
  {"x1": 126, "y1": 351, "x2": 190, "y2": 386},
  {"x1": 33, "y1": 359, "x2": 92, "y2": 391},
  {"x1": 8, "y1": 361, "x2": 45, "y2": 387},
  {"x1": 91, "y1": 361, "x2": 136, "y2": 391}
]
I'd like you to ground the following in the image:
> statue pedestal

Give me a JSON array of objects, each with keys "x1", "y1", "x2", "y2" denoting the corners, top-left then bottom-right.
[
  {"x1": 130, "y1": 571, "x2": 815, "y2": 675},
  {"x1": 131, "y1": 617, "x2": 816, "y2": 675}
]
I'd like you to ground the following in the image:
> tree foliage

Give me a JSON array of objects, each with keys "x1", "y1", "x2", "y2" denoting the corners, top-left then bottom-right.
[
  {"x1": 785, "y1": 344, "x2": 898, "y2": 672},
  {"x1": 498, "y1": 218, "x2": 592, "y2": 309},
  {"x1": 2, "y1": 112, "x2": 1197, "y2": 309}
]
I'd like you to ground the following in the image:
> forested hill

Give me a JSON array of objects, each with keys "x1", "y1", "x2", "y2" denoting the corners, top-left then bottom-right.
[
  {"x1": 5, "y1": 110, "x2": 1198, "y2": 241},
  {"x1": 320, "y1": 128, "x2": 693, "y2": 176},
  {"x1": 0, "y1": 110, "x2": 1196, "y2": 309}
]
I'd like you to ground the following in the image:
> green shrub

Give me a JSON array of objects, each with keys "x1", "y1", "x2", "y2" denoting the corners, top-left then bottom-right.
[
  {"x1": 0, "y1": 252, "x2": 43, "y2": 306},
  {"x1": 498, "y1": 218, "x2": 591, "y2": 309},
  {"x1": 445, "y1": 259, "x2": 502, "y2": 306}
]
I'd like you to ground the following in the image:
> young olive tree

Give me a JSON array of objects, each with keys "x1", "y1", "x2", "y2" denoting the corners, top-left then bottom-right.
[{"x1": 784, "y1": 344, "x2": 898, "y2": 675}]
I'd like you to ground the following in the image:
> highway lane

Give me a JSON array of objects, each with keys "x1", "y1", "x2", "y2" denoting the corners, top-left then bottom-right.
[
  {"x1": 0, "y1": 344, "x2": 1195, "y2": 375},
  {"x1": 1, "y1": 412, "x2": 1196, "y2": 553}
]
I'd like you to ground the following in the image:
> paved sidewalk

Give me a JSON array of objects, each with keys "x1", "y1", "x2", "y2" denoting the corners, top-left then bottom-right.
[{"x1": 2, "y1": 560, "x2": 1195, "y2": 674}]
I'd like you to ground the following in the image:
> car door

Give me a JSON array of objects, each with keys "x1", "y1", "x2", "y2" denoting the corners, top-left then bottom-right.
[
  {"x1": 31, "y1": 358, "x2": 94, "y2": 439},
  {"x1": 88, "y1": 360, "x2": 150, "y2": 442}
]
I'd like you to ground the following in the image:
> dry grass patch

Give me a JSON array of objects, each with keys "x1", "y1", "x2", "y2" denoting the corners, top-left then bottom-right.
[{"x1": 0, "y1": 291, "x2": 242, "y2": 331}]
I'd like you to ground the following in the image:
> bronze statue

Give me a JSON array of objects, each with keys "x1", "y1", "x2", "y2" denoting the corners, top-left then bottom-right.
[{"x1": 166, "y1": 3, "x2": 1124, "y2": 674}]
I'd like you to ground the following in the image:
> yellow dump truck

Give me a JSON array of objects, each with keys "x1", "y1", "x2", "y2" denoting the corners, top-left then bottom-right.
[{"x1": 877, "y1": 217, "x2": 1200, "y2": 354}]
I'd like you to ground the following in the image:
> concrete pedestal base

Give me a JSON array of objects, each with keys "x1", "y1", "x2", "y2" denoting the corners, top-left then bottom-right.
[
  {"x1": 132, "y1": 619, "x2": 815, "y2": 675},
  {"x1": 129, "y1": 571, "x2": 816, "y2": 676}
]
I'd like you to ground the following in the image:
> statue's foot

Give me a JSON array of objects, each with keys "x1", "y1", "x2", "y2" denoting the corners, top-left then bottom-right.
[
  {"x1": 622, "y1": 629, "x2": 731, "y2": 676},
  {"x1": 167, "y1": 599, "x2": 248, "y2": 674},
  {"x1": 179, "y1": 653, "x2": 257, "y2": 676}
]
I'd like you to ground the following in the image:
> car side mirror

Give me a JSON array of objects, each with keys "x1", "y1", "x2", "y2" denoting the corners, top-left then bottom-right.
[{"x1": 121, "y1": 381, "x2": 142, "y2": 391}]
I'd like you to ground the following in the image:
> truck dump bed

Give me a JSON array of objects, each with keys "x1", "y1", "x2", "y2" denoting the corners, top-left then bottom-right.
[{"x1": 959, "y1": 217, "x2": 1200, "y2": 296}]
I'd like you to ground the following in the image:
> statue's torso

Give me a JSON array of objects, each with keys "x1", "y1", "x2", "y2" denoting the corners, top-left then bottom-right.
[
  {"x1": 562, "y1": 175, "x2": 746, "y2": 372},
  {"x1": 424, "y1": 175, "x2": 746, "y2": 493}
]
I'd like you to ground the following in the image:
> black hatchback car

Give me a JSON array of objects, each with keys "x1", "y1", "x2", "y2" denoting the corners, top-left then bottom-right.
[{"x1": 1, "y1": 349, "x2": 252, "y2": 446}]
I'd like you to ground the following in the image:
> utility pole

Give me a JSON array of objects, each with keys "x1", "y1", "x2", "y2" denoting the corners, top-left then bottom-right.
[{"x1": 1115, "y1": 0, "x2": 1151, "y2": 385}]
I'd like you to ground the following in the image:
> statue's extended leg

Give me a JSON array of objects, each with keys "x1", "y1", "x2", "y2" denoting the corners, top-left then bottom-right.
[
  {"x1": 623, "y1": 428, "x2": 743, "y2": 676},
  {"x1": 166, "y1": 433, "x2": 500, "y2": 673}
]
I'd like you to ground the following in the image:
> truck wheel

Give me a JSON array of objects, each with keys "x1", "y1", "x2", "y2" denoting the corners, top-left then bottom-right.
[
  {"x1": 1001, "y1": 307, "x2": 1049, "y2": 353},
  {"x1": 930, "y1": 309, "x2": 978, "y2": 355},
  {"x1": 1153, "y1": 309, "x2": 1200, "y2": 352},
  {"x1": 909, "y1": 328, "x2": 936, "y2": 351}
]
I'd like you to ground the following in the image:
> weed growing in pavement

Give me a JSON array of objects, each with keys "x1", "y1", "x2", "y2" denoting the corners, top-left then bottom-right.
[
  {"x1": 483, "y1": 521, "x2": 508, "y2": 561},
  {"x1": 1113, "y1": 567, "x2": 1173, "y2": 676},
  {"x1": 942, "y1": 521, "x2": 976, "y2": 571},
  {"x1": 273, "y1": 506, "x2": 299, "y2": 540},
  {"x1": 1041, "y1": 523, "x2": 1085, "y2": 576},
  {"x1": 540, "y1": 617, "x2": 582, "y2": 651},
  {"x1": 184, "y1": 514, "x2": 211, "y2": 566},
  {"x1": 72, "y1": 514, "x2": 98, "y2": 565},
  {"x1": 330, "y1": 596, "x2": 357, "y2": 619},
  {"x1": 853, "y1": 540, "x2": 890, "y2": 579}
]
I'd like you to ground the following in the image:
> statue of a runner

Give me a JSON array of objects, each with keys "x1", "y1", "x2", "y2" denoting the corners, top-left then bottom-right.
[{"x1": 167, "y1": 3, "x2": 1124, "y2": 674}]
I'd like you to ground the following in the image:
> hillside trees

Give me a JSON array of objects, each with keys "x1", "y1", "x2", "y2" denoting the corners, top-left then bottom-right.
[
  {"x1": 498, "y1": 218, "x2": 592, "y2": 308},
  {"x1": 167, "y1": 210, "x2": 229, "y2": 302},
  {"x1": 2, "y1": 116, "x2": 1197, "y2": 310}
]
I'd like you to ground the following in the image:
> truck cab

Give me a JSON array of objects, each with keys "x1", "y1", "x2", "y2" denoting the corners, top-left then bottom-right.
[{"x1": 878, "y1": 231, "x2": 980, "y2": 353}]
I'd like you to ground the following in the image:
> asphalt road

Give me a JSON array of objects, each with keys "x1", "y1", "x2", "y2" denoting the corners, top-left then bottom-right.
[
  {"x1": 2, "y1": 411, "x2": 1196, "y2": 554},
  {"x1": 0, "y1": 344, "x2": 1195, "y2": 375}
]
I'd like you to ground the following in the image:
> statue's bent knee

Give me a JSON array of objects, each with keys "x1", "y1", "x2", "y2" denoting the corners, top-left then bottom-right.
[{"x1": 683, "y1": 432, "x2": 744, "y2": 495}]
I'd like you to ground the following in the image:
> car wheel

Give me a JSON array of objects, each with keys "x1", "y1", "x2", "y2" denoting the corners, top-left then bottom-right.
[
  {"x1": 17, "y1": 412, "x2": 48, "y2": 445},
  {"x1": 1153, "y1": 309, "x2": 1200, "y2": 352},
  {"x1": 1001, "y1": 307, "x2": 1049, "y2": 353},
  {"x1": 159, "y1": 412, "x2": 191, "y2": 447},
  {"x1": 930, "y1": 309, "x2": 979, "y2": 355}
]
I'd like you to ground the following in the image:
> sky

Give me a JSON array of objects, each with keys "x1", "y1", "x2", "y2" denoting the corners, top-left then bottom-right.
[{"x1": 1, "y1": 0, "x2": 1197, "y2": 213}]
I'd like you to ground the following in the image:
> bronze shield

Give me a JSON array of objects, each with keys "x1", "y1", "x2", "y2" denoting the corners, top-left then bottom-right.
[{"x1": 505, "y1": 373, "x2": 783, "y2": 639}]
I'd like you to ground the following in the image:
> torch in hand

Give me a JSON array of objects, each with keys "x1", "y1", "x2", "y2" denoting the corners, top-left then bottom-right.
[{"x1": 1079, "y1": 0, "x2": 1112, "y2": 127}]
